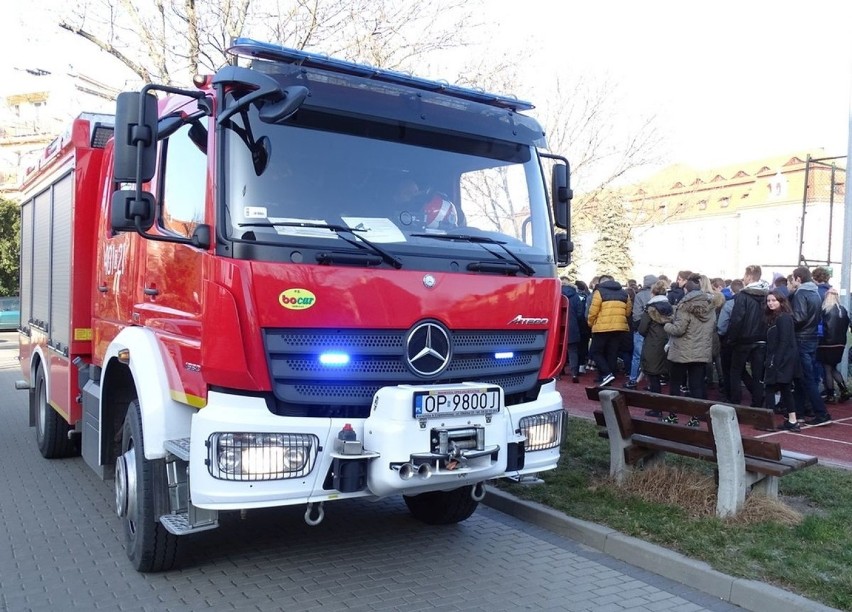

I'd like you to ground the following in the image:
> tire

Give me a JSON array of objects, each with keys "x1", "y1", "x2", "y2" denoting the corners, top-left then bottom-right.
[
  {"x1": 34, "y1": 366, "x2": 77, "y2": 458},
  {"x1": 116, "y1": 400, "x2": 180, "y2": 572},
  {"x1": 403, "y1": 485, "x2": 480, "y2": 525}
]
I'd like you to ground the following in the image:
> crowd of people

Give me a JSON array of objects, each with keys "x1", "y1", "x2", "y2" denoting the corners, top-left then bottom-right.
[{"x1": 560, "y1": 265, "x2": 849, "y2": 431}]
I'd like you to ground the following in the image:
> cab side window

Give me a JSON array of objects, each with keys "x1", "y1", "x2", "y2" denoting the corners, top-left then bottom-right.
[{"x1": 160, "y1": 123, "x2": 207, "y2": 238}]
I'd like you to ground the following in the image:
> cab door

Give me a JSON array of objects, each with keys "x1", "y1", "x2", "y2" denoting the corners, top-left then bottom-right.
[{"x1": 134, "y1": 121, "x2": 209, "y2": 406}]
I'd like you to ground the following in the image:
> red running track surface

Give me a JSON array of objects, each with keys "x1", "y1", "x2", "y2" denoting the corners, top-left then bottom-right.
[{"x1": 557, "y1": 371, "x2": 852, "y2": 470}]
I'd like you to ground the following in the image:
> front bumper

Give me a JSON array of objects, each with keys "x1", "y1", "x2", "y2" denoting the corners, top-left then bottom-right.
[{"x1": 188, "y1": 380, "x2": 562, "y2": 510}]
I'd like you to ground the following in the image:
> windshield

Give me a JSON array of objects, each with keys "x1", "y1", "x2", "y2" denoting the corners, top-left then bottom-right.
[{"x1": 221, "y1": 104, "x2": 554, "y2": 271}]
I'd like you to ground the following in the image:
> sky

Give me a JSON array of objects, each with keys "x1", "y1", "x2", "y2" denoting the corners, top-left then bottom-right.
[
  {"x1": 486, "y1": 0, "x2": 852, "y2": 169},
  {"x1": 3, "y1": 0, "x2": 852, "y2": 174}
]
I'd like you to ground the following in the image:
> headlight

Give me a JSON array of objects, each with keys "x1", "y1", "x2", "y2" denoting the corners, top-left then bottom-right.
[
  {"x1": 208, "y1": 432, "x2": 319, "y2": 481},
  {"x1": 519, "y1": 410, "x2": 562, "y2": 451}
]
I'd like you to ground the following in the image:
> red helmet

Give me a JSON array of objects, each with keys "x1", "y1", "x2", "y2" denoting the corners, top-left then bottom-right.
[{"x1": 423, "y1": 192, "x2": 458, "y2": 229}]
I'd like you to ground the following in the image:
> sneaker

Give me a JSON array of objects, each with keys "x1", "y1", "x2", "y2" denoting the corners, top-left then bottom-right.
[
  {"x1": 645, "y1": 410, "x2": 662, "y2": 418},
  {"x1": 679, "y1": 385, "x2": 689, "y2": 394},
  {"x1": 578, "y1": 366, "x2": 586, "y2": 374},
  {"x1": 686, "y1": 417, "x2": 700, "y2": 428},
  {"x1": 825, "y1": 395, "x2": 837, "y2": 405},
  {"x1": 781, "y1": 419, "x2": 801, "y2": 432},
  {"x1": 599, "y1": 373, "x2": 615, "y2": 387},
  {"x1": 572, "y1": 376, "x2": 579, "y2": 384},
  {"x1": 805, "y1": 414, "x2": 832, "y2": 426},
  {"x1": 840, "y1": 391, "x2": 852, "y2": 403},
  {"x1": 661, "y1": 413, "x2": 678, "y2": 424},
  {"x1": 622, "y1": 380, "x2": 638, "y2": 389}
]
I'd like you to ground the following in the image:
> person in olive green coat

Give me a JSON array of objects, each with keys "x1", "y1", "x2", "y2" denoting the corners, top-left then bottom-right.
[{"x1": 664, "y1": 278, "x2": 716, "y2": 399}]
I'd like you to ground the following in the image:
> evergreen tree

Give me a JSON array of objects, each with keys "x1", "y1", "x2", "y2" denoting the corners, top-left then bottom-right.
[
  {"x1": 590, "y1": 195, "x2": 632, "y2": 281},
  {"x1": 0, "y1": 198, "x2": 20, "y2": 297}
]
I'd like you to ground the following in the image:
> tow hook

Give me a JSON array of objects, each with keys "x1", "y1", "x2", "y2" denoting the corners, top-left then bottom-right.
[
  {"x1": 304, "y1": 502, "x2": 325, "y2": 526},
  {"x1": 471, "y1": 482, "x2": 486, "y2": 502}
]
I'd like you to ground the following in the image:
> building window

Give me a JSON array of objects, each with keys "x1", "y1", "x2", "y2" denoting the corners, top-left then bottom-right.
[
  {"x1": 698, "y1": 200, "x2": 707, "y2": 210},
  {"x1": 719, "y1": 197, "x2": 730, "y2": 208}
]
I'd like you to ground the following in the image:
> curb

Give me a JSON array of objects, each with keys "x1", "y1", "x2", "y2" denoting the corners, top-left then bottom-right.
[{"x1": 483, "y1": 486, "x2": 838, "y2": 612}]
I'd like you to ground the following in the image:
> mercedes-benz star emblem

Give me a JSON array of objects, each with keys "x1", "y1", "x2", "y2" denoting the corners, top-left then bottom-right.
[{"x1": 405, "y1": 321, "x2": 452, "y2": 377}]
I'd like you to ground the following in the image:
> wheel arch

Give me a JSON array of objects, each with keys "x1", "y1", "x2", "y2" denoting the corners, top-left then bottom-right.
[{"x1": 102, "y1": 327, "x2": 195, "y2": 461}]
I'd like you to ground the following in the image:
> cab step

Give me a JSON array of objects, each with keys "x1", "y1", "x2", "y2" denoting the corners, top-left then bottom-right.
[
  {"x1": 164, "y1": 437, "x2": 191, "y2": 461},
  {"x1": 160, "y1": 511, "x2": 218, "y2": 536}
]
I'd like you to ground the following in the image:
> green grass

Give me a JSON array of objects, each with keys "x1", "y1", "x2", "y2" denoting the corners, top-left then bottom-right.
[{"x1": 498, "y1": 417, "x2": 852, "y2": 610}]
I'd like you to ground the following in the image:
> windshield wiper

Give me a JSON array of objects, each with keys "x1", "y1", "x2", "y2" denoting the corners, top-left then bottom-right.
[
  {"x1": 410, "y1": 232, "x2": 535, "y2": 276},
  {"x1": 238, "y1": 221, "x2": 403, "y2": 269}
]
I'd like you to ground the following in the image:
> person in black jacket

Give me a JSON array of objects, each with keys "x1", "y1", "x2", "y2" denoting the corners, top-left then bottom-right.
[
  {"x1": 726, "y1": 265, "x2": 769, "y2": 407},
  {"x1": 560, "y1": 280, "x2": 586, "y2": 383},
  {"x1": 764, "y1": 290, "x2": 801, "y2": 431},
  {"x1": 575, "y1": 281, "x2": 592, "y2": 373},
  {"x1": 817, "y1": 288, "x2": 851, "y2": 403},
  {"x1": 666, "y1": 270, "x2": 691, "y2": 305},
  {"x1": 790, "y1": 266, "x2": 832, "y2": 424}
]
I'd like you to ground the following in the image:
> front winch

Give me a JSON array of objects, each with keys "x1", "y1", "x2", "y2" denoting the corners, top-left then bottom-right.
[{"x1": 391, "y1": 424, "x2": 499, "y2": 479}]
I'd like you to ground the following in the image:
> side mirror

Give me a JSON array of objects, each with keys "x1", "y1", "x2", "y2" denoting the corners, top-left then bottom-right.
[
  {"x1": 113, "y1": 92, "x2": 158, "y2": 183},
  {"x1": 551, "y1": 163, "x2": 572, "y2": 230},
  {"x1": 258, "y1": 86, "x2": 310, "y2": 123},
  {"x1": 111, "y1": 190, "x2": 156, "y2": 233},
  {"x1": 555, "y1": 232, "x2": 573, "y2": 266},
  {"x1": 214, "y1": 66, "x2": 308, "y2": 125}
]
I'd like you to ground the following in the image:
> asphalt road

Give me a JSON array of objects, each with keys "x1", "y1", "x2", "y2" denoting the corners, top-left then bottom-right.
[{"x1": 0, "y1": 332, "x2": 739, "y2": 611}]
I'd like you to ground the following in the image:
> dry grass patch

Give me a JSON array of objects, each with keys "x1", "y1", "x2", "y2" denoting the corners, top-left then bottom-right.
[{"x1": 612, "y1": 464, "x2": 803, "y2": 526}]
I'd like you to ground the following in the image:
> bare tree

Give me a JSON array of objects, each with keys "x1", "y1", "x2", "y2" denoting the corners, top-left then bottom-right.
[
  {"x1": 57, "y1": 0, "x2": 482, "y2": 86},
  {"x1": 534, "y1": 75, "x2": 664, "y2": 276}
]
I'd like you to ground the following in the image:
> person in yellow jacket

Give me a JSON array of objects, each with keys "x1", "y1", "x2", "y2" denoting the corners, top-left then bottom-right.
[{"x1": 587, "y1": 274, "x2": 632, "y2": 386}]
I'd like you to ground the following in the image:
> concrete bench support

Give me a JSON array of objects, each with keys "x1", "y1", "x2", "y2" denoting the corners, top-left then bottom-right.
[
  {"x1": 709, "y1": 404, "x2": 781, "y2": 517},
  {"x1": 708, "y1": 404, "x2": 747, "y2": 517},
  {"x1": 599, "y1": 390, "x2": 632, "y2": 484}
]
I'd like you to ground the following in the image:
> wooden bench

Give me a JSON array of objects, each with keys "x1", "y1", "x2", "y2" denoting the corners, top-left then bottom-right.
[{"x1": 584, "y1": 387, "x2": 817, "y2": 517}]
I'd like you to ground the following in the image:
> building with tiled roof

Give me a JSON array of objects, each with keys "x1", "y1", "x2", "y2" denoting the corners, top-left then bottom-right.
[{"x1": 575, "y1": 150, "x2": 846, "y2": 282}]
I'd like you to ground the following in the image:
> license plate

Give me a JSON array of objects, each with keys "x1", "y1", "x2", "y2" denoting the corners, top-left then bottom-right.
[{"x1": 413, "y1": 386, "x2": 501, "y2": 418}]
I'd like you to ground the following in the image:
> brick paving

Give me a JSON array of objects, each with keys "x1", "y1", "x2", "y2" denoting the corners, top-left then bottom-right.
[{"x1": 0, "y1": 336, "x2": 738, "y2": 611}]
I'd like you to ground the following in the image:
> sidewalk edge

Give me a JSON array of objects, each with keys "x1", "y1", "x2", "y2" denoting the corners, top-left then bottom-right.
[{"x1": 483, "y1": 486, "x2": 838, "y2": 612}]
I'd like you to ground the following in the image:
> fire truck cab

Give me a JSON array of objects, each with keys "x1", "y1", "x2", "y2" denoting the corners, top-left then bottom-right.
[{"x1": 18, "y1": 38, "x2": 573, "y2": 572}]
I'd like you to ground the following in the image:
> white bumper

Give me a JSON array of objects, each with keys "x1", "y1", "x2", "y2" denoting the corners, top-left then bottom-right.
[{"x1": 189, "y1": 380, "x2": 562, "y2": 510}]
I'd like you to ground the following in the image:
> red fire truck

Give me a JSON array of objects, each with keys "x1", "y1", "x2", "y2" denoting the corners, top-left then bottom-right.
[{"x1": 17, "y1": 39, "x2": 573, "y2": 572}]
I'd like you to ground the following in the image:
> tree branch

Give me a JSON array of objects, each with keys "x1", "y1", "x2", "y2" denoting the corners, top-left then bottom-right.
[{"x1": 58, "y1": 21, "x2": 151, "y2": 83}]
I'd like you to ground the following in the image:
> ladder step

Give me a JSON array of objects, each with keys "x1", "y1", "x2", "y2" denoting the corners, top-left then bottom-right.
[
  {"x1": 159, "y1": 511, "x2": 218, "y2": 536},
  {"x1": 164, "y1": 437, "x2": 191, "y2": 461}
]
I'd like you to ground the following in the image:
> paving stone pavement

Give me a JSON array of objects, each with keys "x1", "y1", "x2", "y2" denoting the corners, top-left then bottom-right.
[{"x1": 0, "y1": 337, "x2": 739, "y2": 612}]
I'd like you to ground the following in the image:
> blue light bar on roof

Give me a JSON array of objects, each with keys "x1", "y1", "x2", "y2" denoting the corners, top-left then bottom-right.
[{"x1": 227, "y1": 38, "x2": 535, "y2": 112}]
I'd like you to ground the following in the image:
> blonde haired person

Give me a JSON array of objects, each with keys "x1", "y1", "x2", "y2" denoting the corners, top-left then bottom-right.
[{"x1": 817, "y1": 288, "x2": 851, "y2": 403}]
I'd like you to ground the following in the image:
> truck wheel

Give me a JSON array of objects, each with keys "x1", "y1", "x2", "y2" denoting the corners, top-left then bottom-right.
[
  {"x1": 403, "y1": 486, "x2": 480, "y2": 525},
  {"x1": 115, "y1": 400, "x2": 180, "y2": 572},
  {"x1": 34, "y1": 366, "x2": 76, "y2": 458}
]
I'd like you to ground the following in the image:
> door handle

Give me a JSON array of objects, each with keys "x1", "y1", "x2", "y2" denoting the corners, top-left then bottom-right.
[{"x1": 144, "y1": 287, "x2": 159, "y2": 296}]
